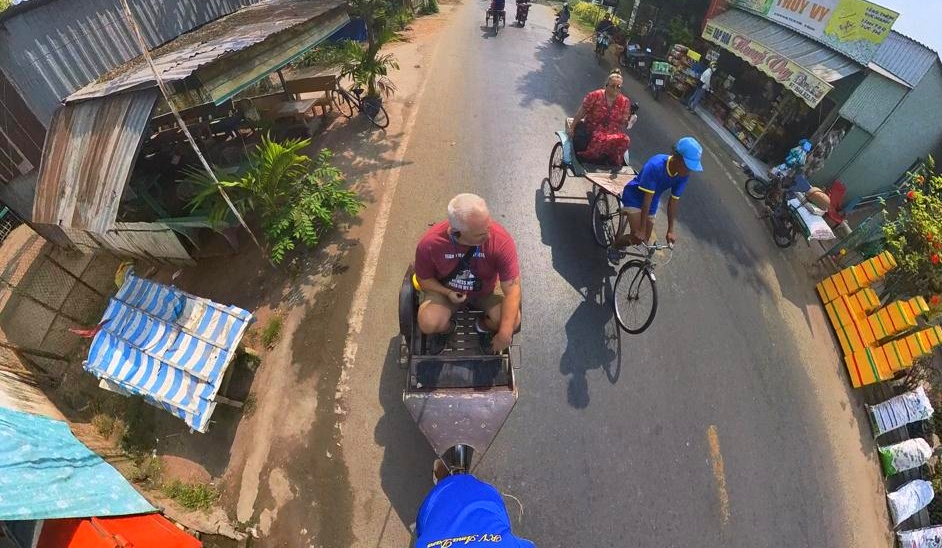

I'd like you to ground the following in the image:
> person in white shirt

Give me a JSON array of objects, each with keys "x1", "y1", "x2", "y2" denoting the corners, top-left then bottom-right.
[{"x1": 686, "y1": 63, "x2": 714, "y2": 112}]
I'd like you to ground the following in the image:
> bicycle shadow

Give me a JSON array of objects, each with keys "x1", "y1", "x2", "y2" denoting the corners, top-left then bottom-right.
[
  {"x1": 533, "y1": 186, "x2": 624, "y2": 408},
  {"x1": 480, "y1": 25, "x2": 499, "y2": 38}
]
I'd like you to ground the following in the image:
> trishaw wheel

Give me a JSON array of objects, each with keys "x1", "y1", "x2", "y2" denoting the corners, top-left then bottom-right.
[
  {"x1": 773, "y1": 222, "x2": 797, "y2": 248},
  {"x1": 548, "y1": 142, "x2": 567, "y2": 191},
  {"x1": 591, "y1": 191, "x2": 619, "y2": 248}
]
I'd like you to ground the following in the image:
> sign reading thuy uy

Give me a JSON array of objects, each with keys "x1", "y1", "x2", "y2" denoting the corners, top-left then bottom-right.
[
  {"x1": 732, "y1": 0, "x2": 899, "y2": 64},
  {"x1": 703, "y1": 20, "x2": 833, "y2": 107}
]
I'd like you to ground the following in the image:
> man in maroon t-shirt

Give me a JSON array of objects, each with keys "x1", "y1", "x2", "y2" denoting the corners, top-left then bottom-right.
[{"x1": 414, "y1": 194, "x2": 521, "y2": 354}]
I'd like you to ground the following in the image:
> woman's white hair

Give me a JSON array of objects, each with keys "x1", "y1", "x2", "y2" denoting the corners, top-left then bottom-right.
[{"x1": 447, "y1": 193, "x2": 489, "y2": 232}]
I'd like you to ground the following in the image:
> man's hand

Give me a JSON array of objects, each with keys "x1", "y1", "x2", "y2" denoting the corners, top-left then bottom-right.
[
  {"x1": 447, "y1": 291, "x2": 467, "y2": 305},
  {"x1": 491, "y1": 329, "x2": 513, "y2": 353},
  {"x1": 666, "y1": 231, "x2": 677, "y2": 245},
  {"x1": 630, "y1": 230, "x2": 646, "y2": 245}
]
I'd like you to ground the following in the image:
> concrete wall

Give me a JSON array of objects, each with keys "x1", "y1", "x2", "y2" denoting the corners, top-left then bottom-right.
[
  {"x1": 816, "y1": 63, "x2": 942, "y2": 200},
  {"x1": 0, "y1": 0, "x2": 259, "y2": 124}
]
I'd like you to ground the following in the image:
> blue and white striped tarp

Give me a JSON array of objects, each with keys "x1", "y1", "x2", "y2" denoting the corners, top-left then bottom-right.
[{"x1": 84, "y1": 272, "x2": 253, "y2": 432}]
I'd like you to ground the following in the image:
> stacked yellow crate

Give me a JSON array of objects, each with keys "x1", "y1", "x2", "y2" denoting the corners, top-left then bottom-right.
[{"x1": 816, "y1": 251, "x2": 897, "y2": 304}]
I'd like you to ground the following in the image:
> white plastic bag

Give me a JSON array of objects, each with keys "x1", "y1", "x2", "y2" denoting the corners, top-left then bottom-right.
[
  {"x1": 869, "y1": 386, "x2": 935, "y2": 438},
  {"x1": 898, "y1": 526, "x2": 942, "y2": 548},
  {"x1": 887, "y1": 479, "x2": 935, "y2": 527},
  {"x1": 879, "y1": 438, "x2": 933, "y2": 476}
]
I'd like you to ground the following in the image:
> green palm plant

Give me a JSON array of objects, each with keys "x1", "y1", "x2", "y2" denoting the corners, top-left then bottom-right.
[
  {"x1": 338, "y1": 40, "x2": 399, "y2": 99},
  {"x1": 184, "y1": 135, "x2": 362, "y2": 263}
]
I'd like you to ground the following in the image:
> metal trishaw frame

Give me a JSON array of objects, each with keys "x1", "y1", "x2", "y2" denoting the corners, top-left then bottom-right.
[
  {"x1": 399, "y1": 266, "x2": 519, "y2": 475},
  {"x1": 544, "y1": 119, "x2": 638, "y2": 249}
]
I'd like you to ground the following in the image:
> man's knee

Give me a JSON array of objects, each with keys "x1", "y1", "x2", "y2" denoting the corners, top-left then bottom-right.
[{"x1": 418, "y1": 304, "x2": 453, "y2": 334}]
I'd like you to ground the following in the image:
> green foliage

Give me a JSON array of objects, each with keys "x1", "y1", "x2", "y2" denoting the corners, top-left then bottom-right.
[
  {"x1": 666, "y1": 15, "x2": 694, "y2": 47},
  {"x1": 570, "y1": 2, "x2": 623, "y2": 31},
  {"x1": 92, "y1": 413, "x2": 117, "y2": 438},
  {"x1": 128, "y1": 455, "x2": 162, "y2": 486},
  {"x1": 882, "y1": 158, "x2": 942, "y2": 317},
  {"x1": 261, "y1": 315, "x2": 284, "y2": 348},
  {"x1": 0, "y1": 0, "x2": 11, "y2": 12},
  {"x1": 162, "y1": 480, "x2": 220, "y2": 512},
  {"x1": 419, "y1": 0, "x2": 439, "y2": 15},
  {"x1": 339, "y1": 40, "x2": 400, "y2": 98},
  {"x1": 291, "y1": 42, "x2": 349, "y2": 69},
  {"x1": 120, "y1": 397, "x2": 156, "y2": 457},
  {"x1": 185, "y1": 135, "x2": 363, "y2": 264}
]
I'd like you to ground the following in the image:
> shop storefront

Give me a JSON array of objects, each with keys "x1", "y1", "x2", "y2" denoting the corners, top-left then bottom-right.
[{"x1": 696, "y1": 8, "x2": 864, "y2": 167}]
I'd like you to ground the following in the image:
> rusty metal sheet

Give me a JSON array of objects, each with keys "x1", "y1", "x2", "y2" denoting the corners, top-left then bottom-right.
[
  {"x1": 32, "y1": 90, "x2": 158, "y2": 233},
  {"x1": 66, "y1": 0, "x2": 347, "y2": 103},
  {"x1": 404, "y1": 386, "x2": 518, "y2": 458}
]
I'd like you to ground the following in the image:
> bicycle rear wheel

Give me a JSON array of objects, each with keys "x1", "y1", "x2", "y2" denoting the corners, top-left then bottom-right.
[
  {"x1": 591, "y1": 191, "x2": 619, "y2": 248},
  {"x1": 613, "y1": 260, "x2": 657, "y2": 333},
  {"x1": 331, "y1": 89, "x2": 355, "y2": 118},
  {"x1": 366, "y1": 102, "x2": 390, "y2": 129}
]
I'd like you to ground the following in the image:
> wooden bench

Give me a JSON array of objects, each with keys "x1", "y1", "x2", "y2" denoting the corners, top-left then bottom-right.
[{"x1": 284, "y1": 75, "x2": 338, "y2": 116}]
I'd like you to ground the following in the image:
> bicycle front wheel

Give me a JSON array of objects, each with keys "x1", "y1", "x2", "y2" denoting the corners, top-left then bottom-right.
[
  {"x1": 366, "y1": 103, "x2": 390, "y2": 129},
  {"x1": 591, "y1": 191, "x2": 619, "y2": 247},
  {"x1": 745, "y1": 177, "x2": 769, "y2": 200},
  {"x1": 613, "y1": 260, "x2": 658, "y2": 333},
  {"x1": 331, "y1": 90, "x2": 355, "y2": 118}
]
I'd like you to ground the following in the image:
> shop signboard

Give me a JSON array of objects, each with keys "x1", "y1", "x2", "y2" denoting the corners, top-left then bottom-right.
[
  {"x1": 730, "y1": 0, "x2": 899, "y2": 64},
  {"x1": 703, "y1": 19, "x2": 833, "y2": 107}
]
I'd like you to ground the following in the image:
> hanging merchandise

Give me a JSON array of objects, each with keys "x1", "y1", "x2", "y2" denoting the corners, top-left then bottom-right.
[{"x1": 666, "y1": 44, "x2": 702, "y2": 101}]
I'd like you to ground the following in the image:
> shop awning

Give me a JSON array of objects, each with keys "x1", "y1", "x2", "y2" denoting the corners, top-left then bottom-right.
[
  {"x1": 704, "y1": 9, "x2": 863, "y2": 107},
  {"x1": 66, "y1": 0, "x2": 349, "y2": 105}
]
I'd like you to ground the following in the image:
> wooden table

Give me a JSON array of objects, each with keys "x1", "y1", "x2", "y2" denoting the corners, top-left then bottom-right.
[{"x1": 275, "y1": 98, "x2": 318, "y2": 120}]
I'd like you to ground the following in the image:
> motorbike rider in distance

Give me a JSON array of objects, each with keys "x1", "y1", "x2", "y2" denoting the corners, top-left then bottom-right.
[{"x1": 554, "y1": 2, "x2": 571, "y2": 37}]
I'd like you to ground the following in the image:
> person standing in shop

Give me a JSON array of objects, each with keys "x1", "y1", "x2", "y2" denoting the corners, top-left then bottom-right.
[{"x1": 686, "y1": 62, "x2": 715, "y2": 112}]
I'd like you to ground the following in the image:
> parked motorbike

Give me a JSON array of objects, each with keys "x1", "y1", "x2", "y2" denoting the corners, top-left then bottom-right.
[
  {"x1": 594, "y1": 32, "x2": 611, "y2": 62},
  {"x1": 742, "y1": 164, "x2": 799, "y2": 248},
  {"x1": 620, "y1": 47, "x2": 651, "y2": 77},
  {"x1": 515, "y1": 1, "x2": 530, "y2": 26},
  {"x1": 552, "y1": 17, "x2": 570, "y2": 43}
]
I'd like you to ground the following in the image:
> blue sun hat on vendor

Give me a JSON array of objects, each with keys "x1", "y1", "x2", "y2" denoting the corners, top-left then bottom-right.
[
  {"x1": 675, "y1": 136, "x2": 704, "y2": 172},
  {"x1": 799, "y1": 138, "x2": 813, "y2": 152}
]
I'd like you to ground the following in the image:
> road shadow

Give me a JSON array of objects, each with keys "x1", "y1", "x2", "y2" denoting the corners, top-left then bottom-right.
[
  {"x1": 533, "y1": 186, "x2": 623, "y2": 407},
  {"x1": 375, "y1": 336, "x2": 437, "y2": 537},
  {"x1": 516, "y1": 38, "x2": 602, "y2": 111},
  {"x1": 560, "y1": 282, "x2": 621, "y2": 408},
  {"x1": 480, "y1": 24, "x2": 499, "y2": 38}
]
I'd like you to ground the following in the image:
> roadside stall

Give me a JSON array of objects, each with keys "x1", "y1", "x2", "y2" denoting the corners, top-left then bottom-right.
[
  {"x1": 698, "y1": 8, "x2": 864, "y2": 166},
  {"x1": 666, "y1": 44, "x2": 703, "y2": 101}
]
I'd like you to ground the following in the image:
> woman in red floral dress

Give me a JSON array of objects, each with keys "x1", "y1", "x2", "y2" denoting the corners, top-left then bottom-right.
[{"x1": 569, "y1": 69, "x2": 636, "y2": 166}]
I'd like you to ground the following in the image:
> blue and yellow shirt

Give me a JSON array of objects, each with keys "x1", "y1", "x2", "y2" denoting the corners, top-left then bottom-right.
[
  {"x1": 416, "y1": 474, "x2": 536, "y2": 547},
  {"x1": 622, "y1": 154, "x2": 689, "y2": 214}
]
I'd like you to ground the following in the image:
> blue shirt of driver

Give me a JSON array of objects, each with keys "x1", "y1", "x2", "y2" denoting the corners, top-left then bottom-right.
[
  {"x1": 621, "y1": 153, "x2": 689, "y2": 215},
  {"x1": 416, "y1": 474, "x2": 536, "y2": 547}
]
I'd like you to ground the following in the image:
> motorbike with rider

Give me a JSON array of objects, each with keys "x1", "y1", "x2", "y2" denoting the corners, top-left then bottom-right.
[
  {"x1": 552, "y1": 2, "x2": 571, "y2": 43},
  {"x1": 515, "y1": 0, "x2": 531, "y2": 26}
]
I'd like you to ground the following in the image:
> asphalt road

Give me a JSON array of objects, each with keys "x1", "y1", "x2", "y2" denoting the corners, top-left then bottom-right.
[{"x1": 342, "y1": 3, "x2": 889, "y2": 546}]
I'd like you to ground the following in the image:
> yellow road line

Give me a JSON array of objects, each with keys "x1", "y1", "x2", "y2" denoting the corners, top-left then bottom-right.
[{"x1": 707, "y1": 425, "x2": 730, "y2": 525}]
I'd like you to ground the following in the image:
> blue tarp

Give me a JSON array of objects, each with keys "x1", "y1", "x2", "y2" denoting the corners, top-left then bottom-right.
[
  {"x1": 85, "y1": 272, "x2": 253, "y2": 433},
  {"x1": 327, "y1": 17, "x2": 368, "y2": 42},
  {"x1": 0, "y1": 406, "x2": 154, "y2": 520}
]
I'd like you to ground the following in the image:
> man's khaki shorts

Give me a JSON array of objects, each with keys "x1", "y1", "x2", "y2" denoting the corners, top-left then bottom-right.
[{"x1": 419, "y1": 284, "x2": 504, "y2": 312}]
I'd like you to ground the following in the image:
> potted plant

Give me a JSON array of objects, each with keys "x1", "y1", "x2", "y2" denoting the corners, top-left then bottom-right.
[{"x1": 339, "y1": 39, "x2": 399, "y2": 117}]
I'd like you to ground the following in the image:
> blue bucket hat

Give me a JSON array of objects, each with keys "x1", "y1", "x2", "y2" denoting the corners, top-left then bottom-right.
[
  {"x1": 675, "y1": 137, "x2": 703, "y2": 172},
  {"x1": 799, "y1": 138, "x2": 812, "y2": 152}
]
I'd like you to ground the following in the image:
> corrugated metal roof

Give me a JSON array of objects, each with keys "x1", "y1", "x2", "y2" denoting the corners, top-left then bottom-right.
[
  {"x1": 67, "y1": 0, "x2": 346, "y2": 103},
  {"x1": 710, "y1": 9, "x2": 862, "y2": 83},
  {"x1": 32, "y1": 90, "x2": 157, "y2": 232},
  {"x1": 85, "y1": 270, "x2": 253, "y2": 433},
  {"x1": 871, "y1": 31, "x2": 939, "y2": 89}
]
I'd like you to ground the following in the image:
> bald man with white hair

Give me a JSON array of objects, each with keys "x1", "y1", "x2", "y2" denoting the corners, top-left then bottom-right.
[{"x1": 414, "y1": 193, "x2": 522, "y2": 354}]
